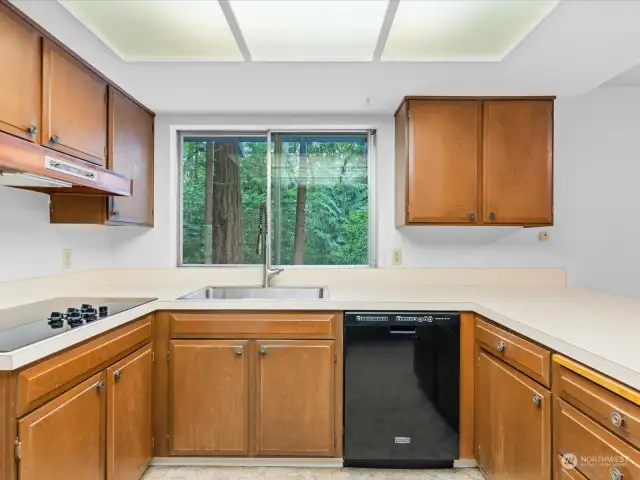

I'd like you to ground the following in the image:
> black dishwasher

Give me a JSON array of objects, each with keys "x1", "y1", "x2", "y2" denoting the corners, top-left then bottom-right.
[{"x1": 343, "y1": 311, "x2": 460, "y2": 469}]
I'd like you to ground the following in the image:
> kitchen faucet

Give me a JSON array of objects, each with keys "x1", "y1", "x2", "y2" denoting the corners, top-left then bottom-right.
[{"x1": 258, "y1": 202, "x2": 283, "y2": 288}]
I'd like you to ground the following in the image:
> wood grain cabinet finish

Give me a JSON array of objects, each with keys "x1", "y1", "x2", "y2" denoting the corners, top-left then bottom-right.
[
  {"x1": 42, "y1": 38, "x2": 107, "y2": 165},
  {"x1": 483, "y1": 100, "x2": 553, "y2": 225},
  {"x1": 18, "y1": 372, "x2": 106, "y2": 480},
  {"x1": 106, "y1": 344, "x2": 153, "y2": 480},
  {"x1": 476, "y1": 349, "x2": 551, "y2": 480},
  {"x1": 0, "y1": 3, "x2": 41, "y2": 143},
  {"x1": 255, "y1": 340, "x2": 335, "y2": 457},
  {"x1": 169, "y1": 340, "x2": 250, "y2": 456},
  {"x1": 395, "y1": 97, "x2": 553, "y2": 226},
  {"x1": 405, "y1": 100, "x2": 480, "y2": 224}
]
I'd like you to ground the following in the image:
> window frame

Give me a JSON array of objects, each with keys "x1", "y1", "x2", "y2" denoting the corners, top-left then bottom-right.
[{"x1": 177, "y1": 128, "x2": 377, "y2": 268}]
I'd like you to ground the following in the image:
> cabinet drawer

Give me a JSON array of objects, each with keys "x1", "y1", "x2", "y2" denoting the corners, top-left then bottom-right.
[
  {"x1": 555, "y1": 362, "x2": 640, "y2": 450},
  {"x1": 476, "y1": 316, "x2": 551, "y2": 386},
  {"x1": 169, "y1": 311, "x2": 338, "y2": 339},
  {"x1": 555, "y1": 398, "x2": 640, "y2": 479},
  {"x1": 17, "y1": 316, "x2": 152, "y2": 415}
]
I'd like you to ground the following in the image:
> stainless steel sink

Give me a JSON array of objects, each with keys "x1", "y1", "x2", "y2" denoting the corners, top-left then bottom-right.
[{"x1": 178, "y1": 286, "x2": 328, "y2": 300}]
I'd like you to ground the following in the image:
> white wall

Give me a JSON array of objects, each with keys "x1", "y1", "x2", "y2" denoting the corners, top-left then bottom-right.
[{"x1": 0, "y1": 187, "x2": 113, "y2": 283}]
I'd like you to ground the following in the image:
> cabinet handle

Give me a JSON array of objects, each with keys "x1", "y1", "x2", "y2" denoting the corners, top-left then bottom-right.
[
  {"x1": 532, "y1": 393, "x2": 542, "y2": 406},
  {"x1": 235, "y1": 346, "x2": 243, "y2": 355},
  {"x1": 610, "y1": 411, "x2": 624, "y2": 428},
  {"x1": 488, "y1": 212, "x2": 496, "y2": 221},
  {"x1": 496, "y1": 341, "x2": 505, "y2": 352},
  {"x1": 97, "y1": 381, "x2": 105, "y2": 391},
  {"x1": 28, "y1": 125, "x2": 37, "y2": 135},
  {"x1": 259, "y1": 345, "x2": 267, "y2": 355},
  {"x1": 467, "y1": 212, "x2": 476, "y2": 221},
  {"x1": 50, "y1": 135, "x2": 59, "y2": 144},
  {"x1": 610, "y1": 467, "x2": 624, "y2": 480},
  {"x1": 114, "y1": 369, "x2": 122, "y2": 381}
]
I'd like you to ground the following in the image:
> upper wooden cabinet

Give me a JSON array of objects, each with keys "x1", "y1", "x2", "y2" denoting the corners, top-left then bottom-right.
[
  {"x1": 42, "y1": 39, "x2": 108, "y2": 166},
  {"x1": 108, "y1": 87, "x2": 155, "y2": 226},
  {"x1": 0, "y1": 3, "x2": 41, "y2": 143},
  {"x1": 396, "y1": 97, "x2": 554, "y2": 226}
]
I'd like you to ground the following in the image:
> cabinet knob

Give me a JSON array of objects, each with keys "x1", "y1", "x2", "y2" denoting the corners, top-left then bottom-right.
[
  {"x1": 496, "y1": 341, "x2": 506, "y2": 352},
  {"x1": 50, "y1": 135, "x2": 59, "y2": 144},
  {"x1": 235, "y1": 346, "x2": 243, "y2": 355},
  {"x1": 532, "y1": 393, "x2": 542, "y2": 406},
  {"x1": 610, "y1": 411, "x2": 624, "y2": 428},
  {"x1": 114, "y1": 369, "x2": 122, "y2": 381},
  {"x1": 610, "y1": 467, "x2": 624, "y2": 480},
  {"x1": 113, "y1": 210, "x2": 120, "y2": 217},
  {"x1": 259, "y1": 345, "x2": 267, "y2": 355},
  {"x1": 488, "y1": 212, "x2": 496, "y2": 221},
  {"x1": 28, "y1": 125, "x2": 37, "y2": 135},
  {"x1": 97, "y1": 381, "x2": 105, "y2": 391},
  {"x1": 467, "y1": 212, "x2": 476, "y2": 221}
]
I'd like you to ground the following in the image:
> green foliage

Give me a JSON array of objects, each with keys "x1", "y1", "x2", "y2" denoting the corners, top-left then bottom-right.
[{"x1": 182, "y1": 136, "x2": 368, "y2": 266}]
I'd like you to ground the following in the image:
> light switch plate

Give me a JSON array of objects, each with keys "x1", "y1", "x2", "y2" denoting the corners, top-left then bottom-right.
[
  {"x1": 392, "y1": 248, "x2": 403, "y2": 266},
  {"x1": 62, "y1": 249, "x2": 73, "y2": 269}
]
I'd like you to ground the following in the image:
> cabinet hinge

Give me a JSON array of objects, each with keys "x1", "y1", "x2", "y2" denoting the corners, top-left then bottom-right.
[
  {"x1": 14, "y1": 439, "x2": 21, "y2": 462},
  {"x1": 104, "y1": 145, "x2": 108, "y2": 157},
  {"x1": 167, "y1": 349, "x2": 170, "y2": 362},
  {"x1": 151, "y1": 437, "x2": 155, "y2": 451},
  {"x1": 151, "y1": 350, "x2": 154, "y2": 363}
]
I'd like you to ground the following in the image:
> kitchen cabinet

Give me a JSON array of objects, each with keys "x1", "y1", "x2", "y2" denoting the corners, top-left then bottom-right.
[
  {"x1": 395, "y1": 97, "x2": 554, "y2": 227},
  {"x1": 42, "y1": 38, "x2": 108, "y2": 166},
  {"x1": 0, "y1": 3, "x2": 41, "y2": 143},
  {"x1": 49, "y1": 87, "x2": 155, "y2": 226},
  {"x1": 18, "y1": 373, "x2": 106, "y2": 480},
  {"x1": 169, "y1": 340, "x2": 250, "y2": 456},
  {"x1": 106, "y1": 344, "x2": 153, "y2": 480},
  {"x1": 476, "y1": 349, "x2": 551, "y2": 480},
  {"x1": 255, "y1": 340, "x2": 335, "y2": 456}
]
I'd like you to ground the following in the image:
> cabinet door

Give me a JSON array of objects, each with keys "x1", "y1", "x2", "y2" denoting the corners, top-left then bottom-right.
[
  {"x1": 169, "y1": 340, "x2": 250, "y2": 455},
  {"x1": 108, "y1": 87, "x2": 154, "y2": 226},
  {"x1": 476, "y1": 349, "x2": 551, "y2": 480},
  {"x1": 106, "y1": 344, "x2": 152, "y2": 480},
  {"x1": 255, "y1": 340, "x2": 335, "y2": 456},
  {"x1": 483, "y1": 100, "x2": 553, "y2": 225},
  {"x1": 408, "y1": 100, "x2": 480, "y2": 223},
  {"x1": 18, "y1": 372, "x2": 106, "y2": 480},
  {"x1": 0, "y1": 3, "x2": 41, "y2": 142},
  {"x1": 42, "y1": 39, "x2": 107, "y2": 165}
]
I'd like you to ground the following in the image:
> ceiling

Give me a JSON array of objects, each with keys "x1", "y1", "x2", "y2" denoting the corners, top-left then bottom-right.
[
  {"x1": 56, "y1": 0, "x2": 558, "y2": 62},
  {"x1": 11, "y1": 0, "x2": 640, "y2": 114}
]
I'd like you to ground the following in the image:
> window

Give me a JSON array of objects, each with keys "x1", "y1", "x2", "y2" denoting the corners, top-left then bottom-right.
[{"x1": 180, "y1": 131, "x2": 372, "y2": 266}]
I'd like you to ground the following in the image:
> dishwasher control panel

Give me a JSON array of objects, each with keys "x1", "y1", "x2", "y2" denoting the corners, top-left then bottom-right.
[{"x1": 344, "y1": 311, "x2": 460, "y2": 327}]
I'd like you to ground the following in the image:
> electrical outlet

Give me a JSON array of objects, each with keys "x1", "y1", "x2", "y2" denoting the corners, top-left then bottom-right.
[
  {"x1": 538, "y1": 231, "x2": 550, "y2": 242},
  {"x1": 392, "y1": 248, "x2": 403, "y2": 266},
  {"x1": 62, "y1": 249, "x2": 73, "y2": 269}
]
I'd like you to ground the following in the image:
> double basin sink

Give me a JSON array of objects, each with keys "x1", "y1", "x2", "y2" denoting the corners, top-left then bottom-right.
[{"x1": 178, "y1": 286, "x2": 328, "y2": 301}]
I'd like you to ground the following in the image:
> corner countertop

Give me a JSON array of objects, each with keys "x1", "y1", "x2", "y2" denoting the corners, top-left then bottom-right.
[{"x1": 1, "y1": 282, "x2": 639, "y2": 392}]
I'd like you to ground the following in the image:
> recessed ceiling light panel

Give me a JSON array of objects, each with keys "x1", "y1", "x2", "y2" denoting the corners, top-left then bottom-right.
[
  {"x1": 383, "y1": 0, "x2": 560, "y2": 61},
  {"x1": 230, "y1": 0, "x2": 389, "y2": 61},
  {"x1": 59, "y1": 0, "x2": 243, "y2": 61}
]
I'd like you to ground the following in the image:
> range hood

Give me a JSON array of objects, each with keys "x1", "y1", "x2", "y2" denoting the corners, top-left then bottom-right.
[{"x1": 0, "y1": 131, "x2": 131, "y2": 196}]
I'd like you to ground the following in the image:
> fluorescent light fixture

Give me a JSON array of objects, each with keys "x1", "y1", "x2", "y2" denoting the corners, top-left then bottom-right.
[
  {"x1": 383, "y1": 0, "x2": 560, "y2": 61},
  {"x1": 0, "y1": 172, "x2": 73, "y2": 188},
  {"x1": 58, "y1": 0, "x2": 242, "y2": 61},
  {"x1": 230, "y1": 0, "x2": 389, "y2": 61}
]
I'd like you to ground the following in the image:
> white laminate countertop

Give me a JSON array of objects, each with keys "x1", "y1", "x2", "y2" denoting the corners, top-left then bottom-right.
[{"x1": 0, "y1": 282, "x2": 639, "y2": 392}]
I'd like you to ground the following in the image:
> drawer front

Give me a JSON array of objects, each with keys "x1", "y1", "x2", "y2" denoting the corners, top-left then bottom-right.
[
  {"x1": 555, "y1": 363, "x2": 640, "y2": 450},
  {"x1": 17, "y1": 316, "x2": 152, "y2": 415},
  {"x1": 555, "y1": 398, "x2": 640, "y2": 479},
  {"x1": 169, "y1": 311, "x2": 337, "y2": 339},
  {"x1": 476, "y1": 316, "x2": 551, "y2": 386}
]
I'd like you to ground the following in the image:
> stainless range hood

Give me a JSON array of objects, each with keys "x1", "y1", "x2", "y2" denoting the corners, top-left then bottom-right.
[{"x1": 0, "y1": 131, "x2": 132, "y2": 196}]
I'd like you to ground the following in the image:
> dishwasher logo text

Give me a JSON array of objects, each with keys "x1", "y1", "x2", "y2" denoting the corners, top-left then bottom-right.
[
  {"x1": 397, "y1": 315, "x2": 434, "y2": 323},
  {"x1": 356, "y1": 316, "x2": 388, "y2": 322},
  {"x1": 395, "y1": 437, "x2": 411, "y2": 444}
]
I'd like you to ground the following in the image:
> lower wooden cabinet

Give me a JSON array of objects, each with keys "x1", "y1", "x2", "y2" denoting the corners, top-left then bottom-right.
[
  {"x1": 169, "y1": 340, "x2": 250, "y2": 456},
  {"x1": 18, "y1": 372, "x2": 106, "y2": 480},
  {"x1": 255, "y1": 340, "x2": 335, "y2": 457},
  {"x1": 476, "y1": 349, "x2": 551, "y2": 480},
  {"x1": 107, "y1": 344, "x2": 153, "y2": 480}
]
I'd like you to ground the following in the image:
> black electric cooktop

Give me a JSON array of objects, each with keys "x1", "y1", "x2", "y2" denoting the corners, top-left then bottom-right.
[{"x1": 0, "y1": 297, "x2": 156, "y2": 352}]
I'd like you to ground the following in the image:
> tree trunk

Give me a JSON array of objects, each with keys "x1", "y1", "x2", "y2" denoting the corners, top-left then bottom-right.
[
  {"x1": 292, "y1": 140, "x2": 308, "y2": 265},
  {"x1": 203, "y1": 142, "x2": 214, "y2": 264},
  {"x1": 212, "y1": 142, "x2": 244, "y2": 264}
]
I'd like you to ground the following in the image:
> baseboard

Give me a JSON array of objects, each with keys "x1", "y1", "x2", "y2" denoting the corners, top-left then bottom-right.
[
  {"x1": 150, "y1": 457, "x2": 344, "y2": 468},
  {"x1": 454, "y1": 459, "x2": 478, "y2": 468}
]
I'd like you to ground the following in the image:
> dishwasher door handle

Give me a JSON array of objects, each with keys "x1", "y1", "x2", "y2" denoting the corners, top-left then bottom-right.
[{"x1": 389, "y1": 328, "x2": 416, "y2": 335}]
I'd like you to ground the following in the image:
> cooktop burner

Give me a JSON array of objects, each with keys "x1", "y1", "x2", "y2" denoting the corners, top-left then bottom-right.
[{"x1": 0, "y1": 297, "x2": 156, "y2": 352}]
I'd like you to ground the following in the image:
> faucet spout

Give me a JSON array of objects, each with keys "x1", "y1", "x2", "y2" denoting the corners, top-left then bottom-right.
[{"x1": 263, "y1": 266, "x2": 283, "y2": 288}]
